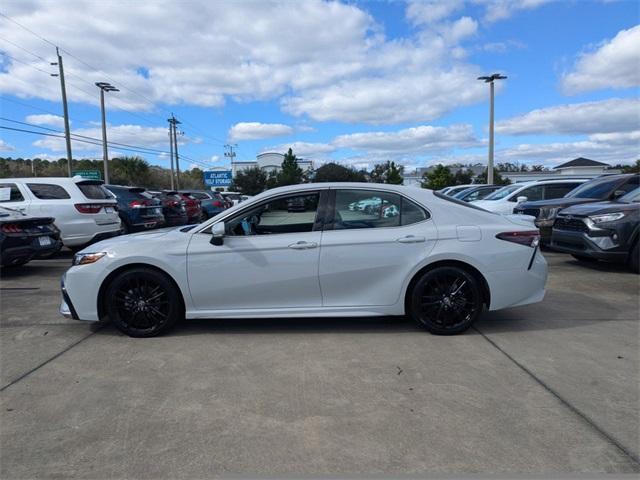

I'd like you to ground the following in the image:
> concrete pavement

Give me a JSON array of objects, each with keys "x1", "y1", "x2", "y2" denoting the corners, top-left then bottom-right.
[{"x1": 1, "y1": 251, "x2": 638, "y2": 477}]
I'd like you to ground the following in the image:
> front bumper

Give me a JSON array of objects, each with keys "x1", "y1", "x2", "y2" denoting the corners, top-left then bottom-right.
[
  {"x1": 551, "y1": 229, "x2": 627, "y2": 261},
  {"x1": 60, "y1": 274, "x2": 79, "y2": 320}
]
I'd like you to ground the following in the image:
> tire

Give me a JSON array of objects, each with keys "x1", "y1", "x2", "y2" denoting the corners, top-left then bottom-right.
[
  {"x1": 629, "y1": 242, "x2": 639, "y2": 274},
  {"x1": 571, "y1": 254, "x2": 598, "y2": 263},
  {"x1": 410, "y1": 266, "x2": 483, "y2": 335},
  {"x1": 104, "y1": 267, "x2": 183, "y2": 337}
]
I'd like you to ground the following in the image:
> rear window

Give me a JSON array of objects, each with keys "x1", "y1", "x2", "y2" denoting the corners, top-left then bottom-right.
[
  {"x1": 78, "y1": 183, "x2": 112, "y2": 200},
  {"x1": 566, "y1": 177, "x2": 626, "y2": 199},
  {"x1": 0, "y1": 183, "x2": 24, "y2": 202},
  {"x1": 106, "y1": 187, "x2": 146, "y2": 201},
  {"x1": 434, "y1": 191, "x2": 493, "y2": 212},
  {"x1": 189, "y1": 192, "x2": 210, "y2": 200},
  {"x1": 27, "y1": 183, "x2": 70, "y2": 200}
]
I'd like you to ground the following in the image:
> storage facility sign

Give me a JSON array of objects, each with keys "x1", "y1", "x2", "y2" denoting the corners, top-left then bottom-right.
[
  {"x1": 72, "y1": 170, "x2": 102, "y2": 180},
  {"x1": 204, "y1": 170, "x2": 232, "y2": 187}
]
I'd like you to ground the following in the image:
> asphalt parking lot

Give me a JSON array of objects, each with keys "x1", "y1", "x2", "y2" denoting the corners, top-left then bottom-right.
[{"x1": 1, "y1": 251, "x2": 638, "y2": 477}]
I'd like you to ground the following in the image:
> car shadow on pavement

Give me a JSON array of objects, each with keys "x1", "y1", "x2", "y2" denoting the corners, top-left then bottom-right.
[{"x1": 563, "y1": 258, "x2": 634, "y2": 274}]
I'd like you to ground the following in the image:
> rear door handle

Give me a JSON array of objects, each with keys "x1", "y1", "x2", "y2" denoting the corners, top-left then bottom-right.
[
  {"x1": 288, "y1": 241, "x2": 318, "y2": 250},
  {"x1": 396, "y1": 235, "x2": 426, "y2": 244}
]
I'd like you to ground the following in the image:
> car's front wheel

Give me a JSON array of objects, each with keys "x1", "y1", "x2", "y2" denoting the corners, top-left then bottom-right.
[
  {"x1": 410, "y1": 266, "x2": 483, "y2": 335},
  {"x1": 105, "y1": 267, "x2": 183, "y2": 337}
]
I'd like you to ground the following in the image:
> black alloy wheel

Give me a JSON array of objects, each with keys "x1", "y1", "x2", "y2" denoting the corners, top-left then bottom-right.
[
  {"x1": 411, "y1": 266, "x2": 482, "y2": 335},
  {"x1": 105, "y1": 267, "x2": 182, "y2": 337}
]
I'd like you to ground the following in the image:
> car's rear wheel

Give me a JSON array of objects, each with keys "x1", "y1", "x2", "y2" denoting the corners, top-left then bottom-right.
[
  {"x1": 105, "y1": 267, "x2": 183, "y2": 337},
  {"x1": 571, "y1": 254, "x2": 598, "y2": 263},
  {"x1": 629, "y1": 242, "x2": 639, "y2": 274},
  {"x1": 410, "y1": 266, "x2": 482, "y2": 335}
]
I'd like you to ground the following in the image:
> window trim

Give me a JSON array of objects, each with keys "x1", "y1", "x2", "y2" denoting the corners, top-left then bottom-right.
[
  {"x1": 323, "y1": 188, "x2": 431, "y2": 232},
  {"x1": 0, "y1": 183, "x2": 26, "y2": 203}
]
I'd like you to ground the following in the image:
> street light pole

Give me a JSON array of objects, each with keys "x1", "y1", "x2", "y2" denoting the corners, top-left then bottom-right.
[
  {"x1": 478, "y1": 73, "x2": 507, "y2": 185},
  {"x1": 95, "y1": 82, "x2": 119, "y2": 184}
]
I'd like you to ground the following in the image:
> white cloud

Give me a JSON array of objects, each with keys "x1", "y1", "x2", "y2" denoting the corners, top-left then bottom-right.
[
  {"x1": 0, "y1": 139, "x2": 16, "y2": 151},
  {"x1": 562, "y1": 25, "x2": 640, "y2": 94},
  {"x1": 0, "y1": 0, "x2": 493, "y2": 125},
  {"x1": 283, "y1": 65, "x2": 486, "y2": 124},
  {"x1": 496, "y1": 98, "x2": 640, "y2": 135},
  {"x1": 476, "y1": 0, "x2": 552, "y2": 23},
  {"x1": 263, "y1": 142, "x2": 335, "y2": 157},
  {"x1": 333, "y1": 124, "x2": 481, "y2": 154},
  {"x1": 32, "y1": 124, "x2": 177, "y2": 153},
  {"x1": 25, "y1": 114, "x2": 67, "y2": 128},
  {"x1": 228, "y1": 122, "x2": 293, "y2": 141},
  {"x1": 587, "y1": 130, "x2": 640, "y2": 145},
  {"x1": 495, "y1": 139, "x2": 639, "y2": 165},
  {"x1": 406, "y1": 0, "x2": 464, "y2": 25}
]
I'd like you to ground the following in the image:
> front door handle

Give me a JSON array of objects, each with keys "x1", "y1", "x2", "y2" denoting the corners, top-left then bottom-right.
[
  {"x1": 396, "y1": 235, "x2": 426, "y2": 244},
  {"x1": 288, "y1": 241, "x2": 318, "y2": 250}
]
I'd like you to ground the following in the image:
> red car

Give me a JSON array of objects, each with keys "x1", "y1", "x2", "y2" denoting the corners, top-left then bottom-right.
[{"x1": 175, "y1": 192, "x2": 202, "y2": 223}]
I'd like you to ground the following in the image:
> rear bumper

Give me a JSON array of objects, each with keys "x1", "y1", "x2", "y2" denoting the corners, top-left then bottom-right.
[
  {"x1": 484, "y1": 249, "x2": 548, "y2": 311},
  {"x1": 551, "y1": 230, "x2": 628, "y2": 261},
  {"x1": 1, "y1": 236, "x2": 63, "y2": 266}
]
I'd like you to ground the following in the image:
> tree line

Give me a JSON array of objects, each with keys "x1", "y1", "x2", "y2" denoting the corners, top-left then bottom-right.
[{"x1": 2, "y1": 152, "x2": 637, "y2": 196}]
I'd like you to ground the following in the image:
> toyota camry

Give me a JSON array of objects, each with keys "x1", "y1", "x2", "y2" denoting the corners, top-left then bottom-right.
[{"x1": 60, "y1": 183, "x2": 547, "y2": 337}]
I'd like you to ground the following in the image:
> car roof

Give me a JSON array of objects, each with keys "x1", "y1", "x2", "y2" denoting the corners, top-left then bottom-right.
[{"x1": 0, "y1": 176, "x2": 102, "y2": 184}]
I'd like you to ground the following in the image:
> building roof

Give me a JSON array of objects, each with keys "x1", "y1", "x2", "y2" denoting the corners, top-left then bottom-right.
[{"x1": 553, "y1": 158, "x2": 609, "y2": 169}]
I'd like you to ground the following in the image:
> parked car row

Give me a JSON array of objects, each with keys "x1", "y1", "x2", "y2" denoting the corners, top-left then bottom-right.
[{"x1": 0, "y1": 176, "x2": 247, "y2": 267}]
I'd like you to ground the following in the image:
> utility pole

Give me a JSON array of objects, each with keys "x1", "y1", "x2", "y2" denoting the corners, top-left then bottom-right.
[
  {"x1": 168, "y1": 115, "x2": 181, "y2": 189},
  {"x1": 477, "y1": 73, "x2": 507, "y2": 185},
  {"x1": 95, "y1": 82, "x2": 119, "y2": 184},
  {"x1": 167, "y1": 123, "x2": 175, "y2": 190},
  {"x1": 224, "y1": 144, "x2": 237, "y2": 163},
  {"x1": 50, "y1": 47, "x2": 73, "y2": 177}
]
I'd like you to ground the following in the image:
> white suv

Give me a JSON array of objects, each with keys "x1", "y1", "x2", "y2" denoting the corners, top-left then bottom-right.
[
  {"x1": 0, "y1": 177, "x2": 121, "y2": 249},
  {"x1": 472, "y1": 179, "x2": 588, "y2": 214}
]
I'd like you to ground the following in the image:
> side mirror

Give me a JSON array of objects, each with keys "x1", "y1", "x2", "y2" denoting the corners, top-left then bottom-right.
[
  {"x1": 612, "y1": 190, "x2": 626, "y2": 199},
  {"x1": 517, "y1": 196, "x2": 528, "y2": 204},
  {"x1": 210, "y1": 221, "x2": 225, "y2": 246}
]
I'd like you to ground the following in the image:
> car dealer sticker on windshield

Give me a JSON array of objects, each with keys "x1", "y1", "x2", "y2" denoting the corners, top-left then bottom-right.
[{"x1": 0, "y1": 187, "x2": 11, "y2": 201}]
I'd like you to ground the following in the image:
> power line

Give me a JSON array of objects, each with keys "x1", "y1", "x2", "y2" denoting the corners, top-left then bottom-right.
[
  {"x1": 0, "y1": 122, "x2": 216, "y2": 170},
  {"x1": 0, "y1": 51, "x2": 52, "y2": 76},
  {"x1": 0, "y1": 96, "x2": 62, "y2": 117},
  {"x1": 0, "y1": 35, "x2": 50, "y2": 63}
]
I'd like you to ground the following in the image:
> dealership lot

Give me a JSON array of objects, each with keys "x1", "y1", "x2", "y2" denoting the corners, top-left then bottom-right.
[{"x1": 0, "y1": 251, "x2": 638, "y2": 476}]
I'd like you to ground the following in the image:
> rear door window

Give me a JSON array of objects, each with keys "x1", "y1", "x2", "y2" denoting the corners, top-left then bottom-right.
[
  {"x1": 543, "y1": 183, "x2": 581, "y2": 199},
  {"x1": 0, "y1": 183, "x2": 25, "y2": 202},
  {"x1": 510, "y1": 185, "x2": 544, "y2": 202},
  {"x1": 27, "y1": 183, "x2": 70, "y2": 200}
]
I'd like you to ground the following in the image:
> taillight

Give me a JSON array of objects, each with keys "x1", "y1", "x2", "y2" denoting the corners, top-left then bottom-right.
[
  {"x1": 1, "y1": 223, "x2": 23, "y2": 233},
  {"x1": 129, "y1": 200, "x2": 148, "y2": 208},
  {"x1": 75, "y1": 203, "x2": 103, "y2": 214},
  {"x1": 496, "y1": 230, "x2": 540, "y2": 248},
  {"x1": 213, "y1": 200, "x2": 223, "y2": 207}
]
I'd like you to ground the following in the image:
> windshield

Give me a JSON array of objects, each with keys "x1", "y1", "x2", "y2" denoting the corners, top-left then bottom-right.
[
  {"x1": 619, "y1": 187, "x2": 640, "y2": 203},
  {"x1": 483, "y1": 184, "x2": 521, "y2": 201},
  {"x1": 565, "y1": 177, "x2": 621, "y2": 199}
]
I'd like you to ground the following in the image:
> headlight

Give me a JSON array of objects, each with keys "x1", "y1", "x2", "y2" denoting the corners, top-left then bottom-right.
[
  {"x1": 72, "y1": 252, "x2": 106, "y2": 266},
  {"x1": 538, "y1": 207, "x2": 560, "y2": 220},
  {"x1": 588, "y1": 212, "x2": 625, "y2": 224}
]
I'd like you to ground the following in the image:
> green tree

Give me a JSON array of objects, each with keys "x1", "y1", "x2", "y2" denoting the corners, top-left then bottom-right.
[
  {"x1": 422, "y1": 164, "x2": 455, "y2": 190},
  {"x1": 453, "y1": 168, "x2": 474, "y2": 185},
  {"x1": 276, "y1": 148, "x2": 304, "y2": 186},
  {"x1": 231, "y1": 166, "x2": 268, "y2": 195},
  {"x1": 314, "y1": 162, "x2": 367, "y2": 182},
  {"x1": 476, "y1": 167, "x2": 511, "y2": 185},
  {"x1": 370, "y1": 161, "x2": 404, "y2": 184},
  {"x1": 621, "y1": 159, "x2": 640, "y2": 173},
  {"x1": 530, "y1": 164, "x2": 547, "y2": 172},
  {"x1": 110, "y1": 156, "x2": 150, "y2": 186}
]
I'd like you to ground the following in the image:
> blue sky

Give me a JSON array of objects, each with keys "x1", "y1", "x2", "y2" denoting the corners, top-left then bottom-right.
[{"x1": 0, "y1": 0, "x2": 638, "y2": 172}]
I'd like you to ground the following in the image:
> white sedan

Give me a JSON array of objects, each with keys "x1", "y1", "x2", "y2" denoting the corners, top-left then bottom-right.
[{"x1": 61, "y1": 183, "x2": 547, "y2": 337}]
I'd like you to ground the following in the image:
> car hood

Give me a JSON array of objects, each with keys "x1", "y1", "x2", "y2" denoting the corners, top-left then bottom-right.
[
  {"x1": 517, "y1": 197, "x2": 600, "y2": 210},
  {"x1": 80, "y1": 225, "x2": 192, "y2": 253},
  {"x1": 559, "y1": 200, "x2": 638, "y2": 217}
]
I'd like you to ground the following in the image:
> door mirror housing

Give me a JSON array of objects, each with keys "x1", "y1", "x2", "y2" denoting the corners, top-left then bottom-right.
[
  {"x1": 210, "y1": 221, "x2": 225, "y2": 246},
  {"x1": 516, "y1": 196, "x2": 528, "y2": 204},
  {"x1": 612, "y1": 190, "x2": 626, "y2": 199}
]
